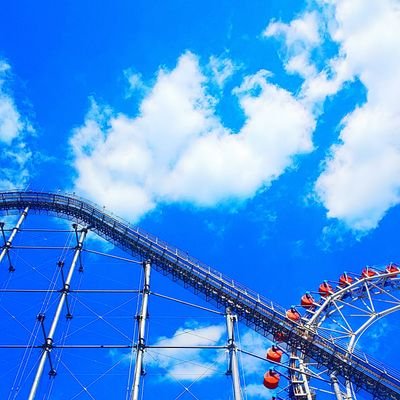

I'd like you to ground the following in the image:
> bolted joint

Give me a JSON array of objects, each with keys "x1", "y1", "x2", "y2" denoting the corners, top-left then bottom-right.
[
  {"x1": 143, "y1": 284, "x2": 150, "y2": 294},
  {"x1": 37, "y1": 313, "x2": 46, "y2": 322},
  {"x1": 137, "y1": 338, "x2": 146, "y2": 351},
  {"x1": 45, "y1": 337, "x2": 54, "y2": 350},
  {"x1": 63, "y1": 283, "x2": 70, "y2": 293},
  {"x1": 48, "y1": 368, "x2": 57, "y2": 377}
]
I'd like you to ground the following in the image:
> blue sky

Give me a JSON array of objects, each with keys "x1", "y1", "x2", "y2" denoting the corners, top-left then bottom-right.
[{"x1": 1, "y1": 0, "x2": 400, "y2": 399}]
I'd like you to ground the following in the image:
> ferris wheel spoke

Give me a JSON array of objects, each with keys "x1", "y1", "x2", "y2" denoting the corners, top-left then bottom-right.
[
  {"x1": 369, "y1": 281, "x2": 400, "y2": 303},
  {"x1": 363, "y1": 282, "x2": 376, "y2": 313},
  {"x1": 329, "y1": 301, "x2": 353, "y2": 333},
  {"x1": 372, "y1": 297, "x2": 400, "y2": 306},
  {"x1": 335, "y1": 297, "x2": 371, "y2": 315},
  {"x1": 315, "y1": 323, "x2": 351, "y2": 337}
]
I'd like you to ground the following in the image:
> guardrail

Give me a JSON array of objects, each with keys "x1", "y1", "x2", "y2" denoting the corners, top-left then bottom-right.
[{"x1": 0, "y1": 190, "x2": 399, "y2": 399}]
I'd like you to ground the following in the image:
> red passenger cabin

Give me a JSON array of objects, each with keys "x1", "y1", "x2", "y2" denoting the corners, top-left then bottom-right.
[
  {"x1": 339, "y1": 272, "x2": 353, "y2": 287},
  {"x1": 266, "y1": 346, "x2": 283, "y2": 363},
  {"x1": 263, "y1": 369, "x2": 280, "y2": 389},
  {"x1": 286, "y1": 307, "x2": 301, "y2": 322},
  {"x1": 361, "y1": 266, "x2": 376, "y2": 278},
  {"x1": 319, "y1": 281, "x2": 333, "y2": 297},
  {"x1": 301, "y1": 292, "x2": 314, "y2": 309},
  {"x1": 386, "y1": 263, "x2": 399, "y2": 276}
]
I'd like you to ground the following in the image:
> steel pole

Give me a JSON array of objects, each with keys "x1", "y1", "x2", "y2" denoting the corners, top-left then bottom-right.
[
  {"x1": 226, "y1": 307, "x2": 242, "y2": 400},
  {"x1": 0, "y1": 207, "x2": 29, "y2": 264},
  {"x1": 28, "y1": 227, "x2": 88, "y2": 400},
  {"x1": 131, "y1": 260, "x2": 151, "y2": 400},
  {"x1": 331, "y1": 372, "x2": 344, "y2": 400}
]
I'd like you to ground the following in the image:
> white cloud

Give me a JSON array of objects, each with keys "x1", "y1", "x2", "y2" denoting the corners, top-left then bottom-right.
[
  {"x1": 264, "y1": 0, "x2": 400, "y2": 231},
  {"x1": 208, "y1": 55, "x2": 235, "y2": 88},
  {"x1": 108, "y1": 321, "x2": 272, "y2": 386},
  {"x1": 245, "y1": 383, "x2": 270, "y2": 399},
  {"x1": 0, "y1": 61, "x2": 23, "y2": 145},
  {"x1": 127, "y1": 73, "x2": 145, "y2": 92},
  {"x1": 0, "y1": 60, "x2": 32, "y2": 189},
  {"x1": 316, "y1": 106, "x2": 400, "y2": 230},
  {"x1": 313, "y1": 0, "x2": 400, "y2": 231},
  {"x1": 71, "y1": 52, "x2": 315, "y2": 221},
  {"x1": 237, "y1": 329, "x2": 271, "y2": 376},
  {"x1": 264, "y1": 12, "x2": 321, "y2": 79},
  {"x1": 264, "y1": 9, "x2": 352, "y2": 108},
  {"x1": 144, "y1": 323, "x2": 226, "y2": 382}
]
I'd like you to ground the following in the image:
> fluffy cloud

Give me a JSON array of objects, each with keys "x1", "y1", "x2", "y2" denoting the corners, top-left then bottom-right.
[
  {"x1": 145, "y1": 323, "x2": 226, "y2": 381},
  {"x1": 266, "y1": 0, "x2": 400, "y2": 231},
  {"x1": 109, "y1": 321, "x2": 271, "y2": 386},
  {"x1": 316, "y1": 106, "x2": 400, "y2": 230},
  {"x1": 0, "y1": 62, "x2": 23, "y2": 145},
  {"x1": 208, "y1": 55, "x2": 235, "y2": 88},
  {"x1": 70, "y1": 52, "x2": 315, "y2": 220},
  {"x1": 0, "y1": 61, "x2": 32, "y2": 189},
  {"x1": 314, "y1": 0, "x2": 400, "y2": 230},
  {"x1": 264, "y1": 12, "x2": 321, "y2": 80},
  {"x1": 264, "y1": 8, "x2": 352, "y2": 108}
]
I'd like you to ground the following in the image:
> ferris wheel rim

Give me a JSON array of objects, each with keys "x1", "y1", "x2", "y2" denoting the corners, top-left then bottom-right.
[{"x1": 286, "y1": 267, "x2": 400, "y2": 400}]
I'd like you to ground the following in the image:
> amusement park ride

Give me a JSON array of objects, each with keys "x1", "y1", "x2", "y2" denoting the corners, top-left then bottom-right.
[{"x1": 0, "y1": 191, "x2": 399, "y2": 400}]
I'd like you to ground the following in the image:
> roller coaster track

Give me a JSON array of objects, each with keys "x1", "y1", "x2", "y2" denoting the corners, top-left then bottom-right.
[{"x1": 0, "y1": 190, "x2": 399, "y2": 400}]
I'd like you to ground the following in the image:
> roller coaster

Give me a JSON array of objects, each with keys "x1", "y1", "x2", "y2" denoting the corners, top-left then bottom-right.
[{"x1": 0, "y1": 190, "x2": 399, "y2": 400}]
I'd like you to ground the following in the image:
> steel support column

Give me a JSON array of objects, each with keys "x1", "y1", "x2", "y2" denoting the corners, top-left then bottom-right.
[
  {"x1": 0, "y1": 206, "x2": 29, "y2": 267},
  {"x1": 226, "y1": 307, "x2": 242, "y2": 400},
  {"x1": 28, "y1": 226, "x2": 88, "y2": 400},
  {"x1": 331, "y1": 372, "x2": 345, "y2": 400},
  {"x1": 131, "y1": 260, "x2": 151, "y2": 400}
]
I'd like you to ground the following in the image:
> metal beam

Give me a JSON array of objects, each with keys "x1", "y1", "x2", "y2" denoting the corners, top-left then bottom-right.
[
  {"x1": 226, "y1": 307, "x2": 242, "y2": 400},
  {"x1": 0, "y1": 191, "x2": 399, "y2": 400},
  {"x1": 28, "y1": 226, "x2": 88, "y2": 400},
  {"x1": 0, "y1": 206, "x2": 29, "y2": 270},
  {"x1": 130, "y1": 260, "x2": 151, "y2": 400}
]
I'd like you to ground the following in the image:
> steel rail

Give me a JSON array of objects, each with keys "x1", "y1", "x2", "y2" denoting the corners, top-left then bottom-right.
[{"x1": 0, "y1": 190, "x2": 399, "y2": 399}]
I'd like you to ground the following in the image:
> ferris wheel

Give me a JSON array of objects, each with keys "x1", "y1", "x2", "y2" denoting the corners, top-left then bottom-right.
[
  {"x1": 262, "y1": 264, "x2": 400, "y2": 400},
  {"x1": 0, "y1": 191, "x2": 399, "y2": 400}
]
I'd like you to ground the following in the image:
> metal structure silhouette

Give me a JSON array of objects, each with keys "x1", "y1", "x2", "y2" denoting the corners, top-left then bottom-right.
[{"x1": 0, "y1": 191, "x2": 399, "y2": 400}]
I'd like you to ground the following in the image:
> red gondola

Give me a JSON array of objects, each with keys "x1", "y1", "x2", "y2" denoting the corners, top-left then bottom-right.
[
  {"x1": 286, "y1": 307, "x2": 301, "y2": 322},
  {"x1": 301, "y1": 292, "x2": 314, "y2": 309},
  {"x1": 361, "y1": 266, "x2": 376, "y2": 278},
  {"x1": 266, "y1": 346, "x2": 283, "y2": 363},
  {"x1": 263, "y1": 369, "x2": 280, "y2": 389},
  {"x1": 339, "y1": 272, "x2": 353, "y2": 287},
  {"x1": 319, "y1": 281, "x2": 333, "y2": 297},
  {"x1": 386, "y1": 263, "x2": 399, "y2": 277}
]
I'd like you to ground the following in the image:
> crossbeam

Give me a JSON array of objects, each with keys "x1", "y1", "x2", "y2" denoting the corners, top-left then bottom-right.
[{"x1": 0, "y1": 191, "x2": 399, "y2": 400}]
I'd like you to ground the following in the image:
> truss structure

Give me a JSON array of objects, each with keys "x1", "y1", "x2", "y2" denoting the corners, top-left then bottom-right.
[{"x1": 0, "y1": 190, "x2": 399, "y2": 400}]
